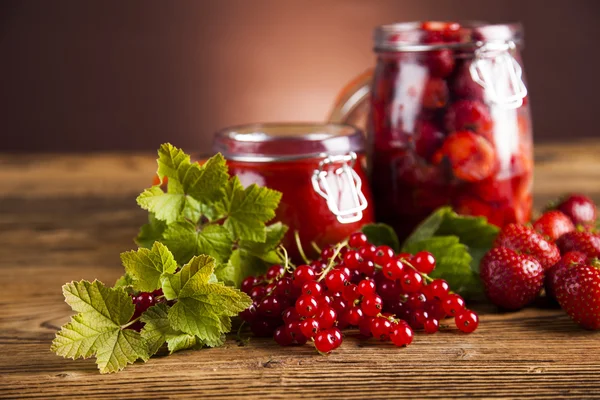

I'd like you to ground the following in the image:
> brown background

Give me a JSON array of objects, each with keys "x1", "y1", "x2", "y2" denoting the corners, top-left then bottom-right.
[{"x1": 0, "y1": 0, "x2": 598, "y2": 152}]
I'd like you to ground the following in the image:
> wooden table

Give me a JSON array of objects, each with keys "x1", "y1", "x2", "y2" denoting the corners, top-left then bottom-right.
[{"x1": 2, "y1": 142, "x2": 600, "y2": 399}]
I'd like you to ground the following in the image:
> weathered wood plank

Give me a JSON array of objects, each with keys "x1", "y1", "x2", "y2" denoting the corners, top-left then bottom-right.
[{"x1": 1, "y1": 142, "x2": 600, "y2": 399}]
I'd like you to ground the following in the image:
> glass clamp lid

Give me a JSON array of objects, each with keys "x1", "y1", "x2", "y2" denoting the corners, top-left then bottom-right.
[{"x1": 311, "y1": 152, "x2": 368, "y2": 224}]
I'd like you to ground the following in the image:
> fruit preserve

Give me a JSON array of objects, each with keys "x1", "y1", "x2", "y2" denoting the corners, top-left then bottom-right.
[
  {"x1": 213, "y1": 123, "x2": 375, "y2": 258},
  {"x1": 366, "y1": 21, "x2": 533, "y2": 238}
]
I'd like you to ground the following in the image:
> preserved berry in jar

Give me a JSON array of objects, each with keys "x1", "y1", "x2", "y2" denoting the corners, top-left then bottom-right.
[
  {"x1": 213, "y1": 123, "x2": 375, "y2": 259},
  {"x1": 333, "y1": 21, "x2": 532, "y2": 239}
]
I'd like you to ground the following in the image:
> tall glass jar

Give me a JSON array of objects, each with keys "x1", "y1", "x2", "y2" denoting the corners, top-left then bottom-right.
[
  {"x1": 213, "y1": 123, "x2": 375, "y2": 259},
  {"x1": 333, "y1": 21, "x2": 533, "y2": 239}
]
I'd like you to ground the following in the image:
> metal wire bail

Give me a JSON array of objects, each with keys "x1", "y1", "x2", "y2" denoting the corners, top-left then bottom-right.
[
  {"x1": 311, "y1": 152, "x2": 368, "y2": 224},
  {"x1": 470, "y1": 41, "x2": 528, "y2": 109}
]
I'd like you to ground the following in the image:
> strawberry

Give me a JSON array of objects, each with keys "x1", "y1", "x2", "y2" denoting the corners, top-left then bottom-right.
[
  {"x1": 432, "y1": 131, "x2": 496, "y2": 182},
  {"x1": 555, "y1": 264, "x2": 600, "y2": 330},
  {"x1": 480, "y1": 247, "x2": 544, "y2": 310},
  {"x1": 494, "y1": 223, "x2": 561, "y2": 270},
  {"x1": 544, "y1": 251, "x2": 588, "y2": 300},
  {"x1": 555, "y1": 194, "x2": 597, "y2": 226},
  {"x1": 556, "y1": 231, "x2": 600, "y2": 258},
  {"x1": 532, "y1": 210, "x2": 575, "y2": 241}
]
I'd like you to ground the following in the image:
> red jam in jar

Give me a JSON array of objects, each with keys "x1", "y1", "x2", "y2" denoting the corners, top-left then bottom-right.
[
  {"x1": 367, "y1": 21, "x2": 533, "y2": 238},
  {"x1": 213, "y1": 123, "x2": 375, "y2": 258}
]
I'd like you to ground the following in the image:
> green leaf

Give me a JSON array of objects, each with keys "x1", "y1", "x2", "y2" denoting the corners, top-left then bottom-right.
[
  {"x1": 215, "y1": 249, "x2": 268, "y2": 288},
  {"x1": 403, "y1": 236, "x2": 482, "y2": 297},
  {"x1": 239, "y1": 222, "x2": 288, "y2": 264},
  {"x1": 166, "y1": 333, "x2": 205, "y2": 353},
  {"x1": 51, "y1": 280, "x2": 148, "y2": 373},
  {"x1": 186, "y1": 153, "x2": 229, "y2": 204},
  {"x1": 136, "y1": 186, "x2": 186, "y2": 224},
  {"x1": 160, "y1": 255, "x2": 214, "y2": 300},
  {"x1": 218, "y1": 176, "x2": 282, "y2": 242},
  {"x1": 114, "y1": 273, "x2": 134, "y2": 288},
  {"x1": 161, "y1": 220, "x2": 233, "y2": 265},
  {"x1": 120, "y1": 242, "x2": 178, "y2": 292},
  {"x1": 136, "y1": 213, "x2": 167, "y2": 249},
  {"x1": 165, "y1": 255, "x2": 252, "y2": 345},
  {"x1": 403, "y1": 207, "x2": 450, "y2": 247},
  {"x1": 361, "y1": 223, "x2": 400, "y2": 252}
]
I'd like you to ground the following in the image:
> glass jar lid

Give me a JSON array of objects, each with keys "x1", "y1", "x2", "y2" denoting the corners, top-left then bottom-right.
[{"x1": 213, "y1": 123, "x2": 366, "y2": 162}]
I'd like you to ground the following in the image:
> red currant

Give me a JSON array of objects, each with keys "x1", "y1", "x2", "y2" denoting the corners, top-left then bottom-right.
[
  {"x1": 442, "y1": 294, "x2": 466, "y2": 316},
  {"x1": 321, "y1": 246, "x2": 335, "y2": 260},
  {"x1": 373, "y1": 245, "x2": 395, "y2": 266},
  {"x1": 344, "y1": 306, "x2": 364, "y2": 325},
  {"x1": 239, "y1": 303, "x2": 257, "y2": 323},
  {"x1": 273, "y1": 326, "x2": 293, "y2": 346},
  {"x1": 295, "y1": 295, "x2": 319, "y2": 317},
  {"x1": 330, "y1": 297, "x2": 348, "y2": 314},
  {"x1": 357, "y1": 260, "x2": 376, "y2": 276},
  {"x1": 343, "y1": 250, "x2": 363, "y2": 270},
  {"x1": 377, "y1": 279, "x2": 401, "y2": 301},
  {"x1": 406, "y1": 292, "x2": 428, "y2": 310},
  {"x1": 325, "y1": 269, "x2": 348, "y2": 292},
  {"x1": 455, "y1": 309, "x2": 479, "y2": 333},
  {"x1": 285, "y1": 321, "x2": 308, "y2": 344},
  {"x1": 274, "y1": 277, "x2": 293, "y2": 297},
  {"x1": 361, "y1": 294, "x2": 383, "y2": 317},
  {"x1": 282, "y1": 306, "x2": 300, "y2": 323},
  {"x1": 241, "y1": 276, "x2": 257, "y2": 294},
  {"x1": 357, "y1": 279, "x2": 376, "y2": 296},
  {"x1": 400, "y1": 270, "x2": 424, "y2": 293},
  {"x1": 382, "y1": 259, "x2": 405, "y2": 281},
  {"x1": 299, "y1": 318, "x2": 321, "y2": 338},
  {"x1": 349, "y1": 232, "x2": 369, "y2": 248},
  {"x1": 370, "y1": 317, "x2": 392, "y2": 340},
  {"x1": 409, "y1": 309, "x2": 429, "y2": 329},
  {"x1": 424, "y1": 298, "x2": 447, "y2": 320},
  {"x1": 301, "y1": 281, "x2": 323, "y2": 297},
  {"x1": 329, "y1": 328, "x2": 343, "y2": 349},
  {"x1": 342, "y1": 284, "x2": 360, "y2": 302},
  {"x1": 359, "y1": 316, "x2": 374, "y2": 337},
  {"x1": 358, "y1": 244, "x2": 377, "y2": 261},
  {"x1": 249, "y1": 285, "x2": 266, "y2": 300},
  {"x1": 251, "y1": 319, "x2": 279, "y2": 337},
  {"x1": 412, "y1": 251, "x2": 436, "y2": 274},
  {"x1": 428, "y1": 279, "x2": 450, "y2": 299},
  {"x1": 390, "y1": 322, "x2": 414, "y2": 347},
  {"x1": 266, "y1": 264, "x2": 284, "y2": 280},
  {"x1": 424, "y1": 318, "x2": 440, "y2": 334},
  {"x1": 317, "y1": 306, "x2": 337, "y2": 329},
  {"x1": 257, "y1": 296, "x2": 283, "y2": 317},
  {"x1": 293, "y1": 265, "x2": 316, "y2": 287},
  {"x1": 314, "y1": 330, "x2": 336, "y2": 353}
]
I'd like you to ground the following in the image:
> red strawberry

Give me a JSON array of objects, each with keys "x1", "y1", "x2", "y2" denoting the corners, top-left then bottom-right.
[
  {"x1": 556, "y1": 231, "x2": 600, "y2": 258},
  {"x1": 544, "y1": 251, "x2": 588, "y2": 300},
  {"x1": 432, "y1": 131, "x2": 496, "y2": 182},
  {"x1": 533, "y1": 210, "x2": 575, "y2": 241},
  {"x1": 555, "y1": 194, "x2": 597, "y2": 226},
  {"x1": 555, "y1": 264, "x2": 600, "y2": 330},
  {"x1": 480, "y1": 247, "x2": 544, "y2": 310},
  {"x1": 494, "y1": 223, "x2": 561, "y2": 270}
]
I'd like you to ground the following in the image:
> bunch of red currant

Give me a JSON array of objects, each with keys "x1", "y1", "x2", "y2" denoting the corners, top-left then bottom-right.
[{"x1": 239, "y1": 232, "x2": 479, "y2": 354}]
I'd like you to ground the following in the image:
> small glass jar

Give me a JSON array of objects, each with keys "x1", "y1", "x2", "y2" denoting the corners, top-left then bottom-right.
[
  {"x1": 213, "y1": 123, "x2": 375, "y2": 258},
  {"x1": 331, "y1": 21, "x2": 533, "y2": 239}
]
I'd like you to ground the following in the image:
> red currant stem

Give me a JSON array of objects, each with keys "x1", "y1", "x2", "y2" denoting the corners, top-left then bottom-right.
[
  {"x1": 310, "y1": 241, "x2": 322, "y2": 255},
  {"x1": 121, "y1": 315, "x2": 142, "y2": 329},
  {"x1": 277, "y1": 245, "x2": 295, "y2": 274},
  {"x1": 377, "y1": 312, "x2": 401, "y2": 324},
  {"x1": 400, "y1": 258, "x2": 435, "y2": 283},
  {"x1": 154, "y1": 295, "x2": 165, "y2": 301},
  {"x1": 236, "y1": 320, "x2": 248, "y2": 341},
  {"x1": 294, "y1": 230, "x2": 310, "y2": 265},
  {"x1": 317, "y1": 240, "x2": 348, "y2": 282}
]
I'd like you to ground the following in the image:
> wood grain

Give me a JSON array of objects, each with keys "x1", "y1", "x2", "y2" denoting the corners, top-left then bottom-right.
[{"x1": 1, "y1": 143, "x2": 600, "y2": 399}]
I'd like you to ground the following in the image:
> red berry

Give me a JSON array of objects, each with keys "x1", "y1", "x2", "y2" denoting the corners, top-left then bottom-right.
[
  {"x1": 545, "y1": 251, "x2": 588, "y2": 300},
  {"x1": 251, "y1": 319, "x2": 279, "y2": 337},
  {"x1": 377, "y1": 279, "x2": 401, "y2": 301},
  {"x1": 412, "y1": 251, "x2": 436, "y2": 274},
  {"x1": 494, "y1": 223, "x2": 561, "y2": 270},
  {"x1": 409, "y1": 309, "x2": 429, "y2": 329},
  {"x1": 295, "y1": 295, "x2": 319, "y2": 318},
  {"x1": 433, "y1": 131, "x2": 496, "y2": 182},
  {"x1": 343, "y1": 250, "x2": 362, "y2": 270},
  {"x1": 240, "y1": 303, "x2": 257, "y2": 323},
  {"x1": 373, "y1": 245, "x2": 395, "y2": 266},
  {"x1": 282, "y1": 306, "x2": 300, "y2": 323},
  {"x1": 555, "y1": 265, "x2": 600, "y2": 330},
  {"x1": 299, "y1": 318, "x2": 321, "y2": 338},
  {"x1": 390, "y1": 322, "x2": 414, "y2": 346},
  {"x1": 479, "y1": 247, "x2": 544, "y2": 310},
  {"x1": 325, "y1": 269, "x2": 348, "y2": 292},
  {"x1": 344, "y1": 306, "x2": 364, "y2": 326},
  {"x1": 370, "y1": 317, "x2": 393, "y2": 340},
  {"x1": 342, "y1": 284, "x2": 360, "y2": 302},
  {"x1": 359, "y1": 316, "x2": 374, "y2": 337},
  {"x1": 273, "y1": 326, "x2": 293, "y2": 346},
  {"x1": 285, "y1": 321, "x2": 308, "y2": 344},
  {"x1": 293, "y1": 265, "x2": 316, "y2": 287},
  {"x1": 533, "y1": 211, "x2": 576, "y2": 242},
  {"x1": 329, "y1": 328, "x2": 343, "y2": 349},
  {"x1": 442, "y1": 294, "x2": 466, "y2": 316},
  {"x1": 249, "y1": 285, "x2": 266, "y2": 300},
  {"x1": 321, "y1": 246, "x2": 335, "y2": 260},
  {"x1": 301, "y1": 281, "x2": 323, "y2": 297},
  {"x1": 415, "y1": 120, "x2": 445, "y2": 162},
  {"x1": 425, "y1": 49, "x2": 455, "y2": 78},
  {"x1": 425, "y1": 298, "x2": 447, "y2": 320},
  {"x1": 424, "y1": 318, "x2": 440, "y2": 334},
  {"x1": 317, "y1": 307, "x2": 337, "y2": 329},
  {"x1": 258, "y1": 296, "x2": 283, "y2": 317},
  {"x1": 357, "y1": 260, "x2": 376, "y2": 276},
  {"x1": 421, "y1": 78, "x2": 449, "y2": 109},
  {"x1": 330, "y1": 297, "x2": 348, "y2": 314},
  {"x1": 383, "y1": 259, "x2": 405, "y2": 281},
  {"x1": 358, "y1": 244, "x2": 377, "y2": 261},
  {"x1": 134, "y1": 292, "x2": 154, "y2": 314},
  {"x1": 314, "y1": 330, "x2": 336, "y2": 353},
  {"x1": 406, "y1": 292, "x2": 428, "y2": 310},
  {"x1": 275, "y1": 277, "x2": 294, "y2": 297},
  {"x1": 444, "y1": 99, "x2": 493, "y2": 135},
  {"x1": 400, "y1": 270, "x2": 424, "y2": 293},
  {"x1": 361, "y1": 294, "x2": 383, "y2": 317},
  {"x1": 357, "y1": 279, "x2": 376, "y2": 296},
  {"x1": 556, "y1": 231, "x2": 600, "y2": 259},
  {"x1": 266, "y1": 265, "x2": 284, "y2": 280},
  {"x1": 555, "y1": 194, "x2": 597, "y2": 226},
  {"x1": 428, "y1": 279, "x2": 450, "y2": 299},
  {"x1": 455, "y1": 310, "x2": 479, "y2": 333},
  {"x1": 241, "y1": 276, "x2": 257, "y2": 294},
  {"x1": 349, "y1": 232, "x2": 369, "y2": 248}
]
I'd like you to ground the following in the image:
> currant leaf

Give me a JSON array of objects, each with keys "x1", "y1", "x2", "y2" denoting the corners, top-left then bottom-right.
[
  {"x1": 161, "y1": 220, "x2": 233, "y2": 265},
  {"x1": 120, "y1": 242, "x2": 178, "y2": 292}
]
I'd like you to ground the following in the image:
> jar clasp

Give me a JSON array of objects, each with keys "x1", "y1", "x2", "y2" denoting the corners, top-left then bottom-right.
[{"x1": 311, "y1": 152, "x2": 368, "y2": 224}]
